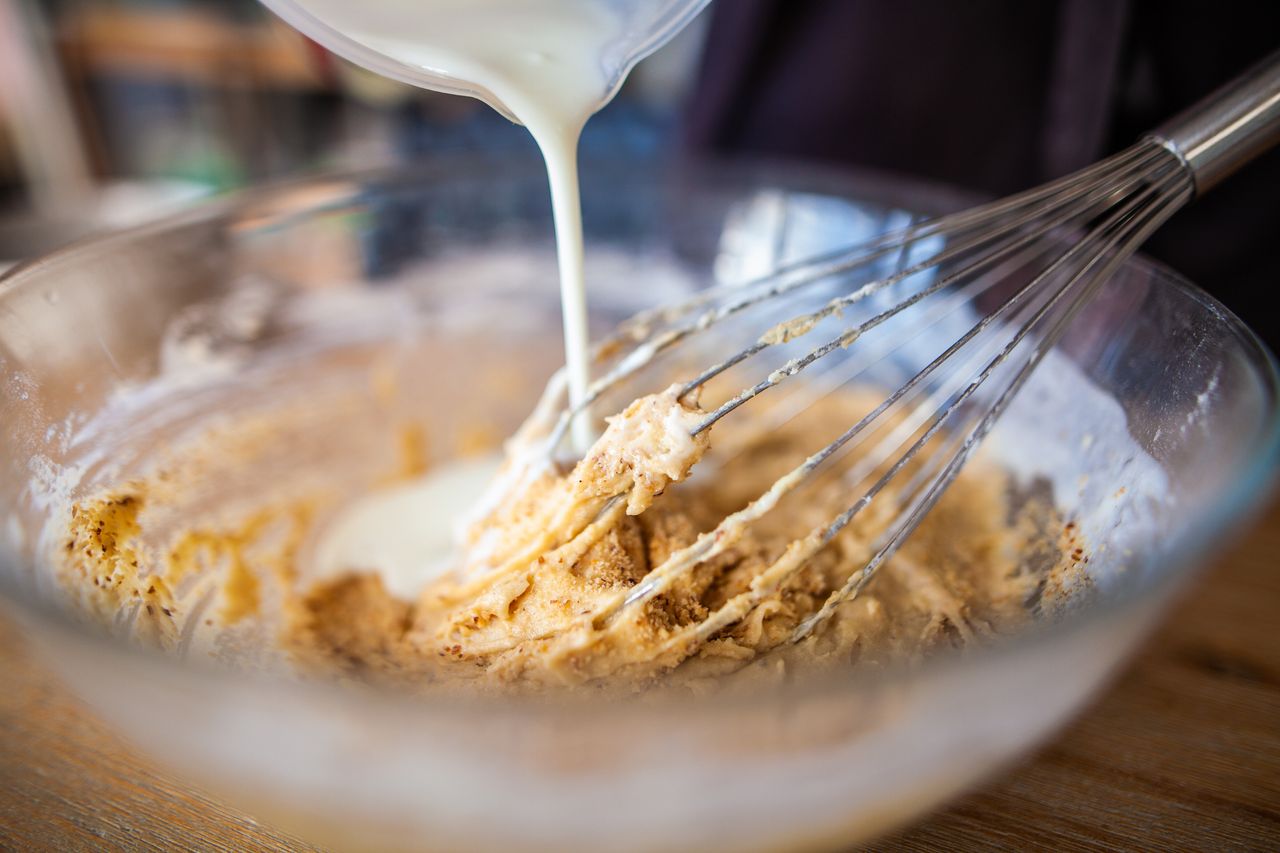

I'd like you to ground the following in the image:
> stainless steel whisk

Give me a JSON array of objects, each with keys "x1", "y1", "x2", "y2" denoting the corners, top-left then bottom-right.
[{"x1": 544, "y1": 52, "x2": 1280, "y2": 654}]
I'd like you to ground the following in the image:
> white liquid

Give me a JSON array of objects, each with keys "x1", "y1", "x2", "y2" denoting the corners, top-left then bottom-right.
[
  {"x1": 311, "y1": 456, "x2": 502, "y2": 599},
  {"x1": 283, "y1": 0, "x2": 703, "y2": 592},
  {"x1": 289, "y1": 0, "x2": 629, "y2": 452}
]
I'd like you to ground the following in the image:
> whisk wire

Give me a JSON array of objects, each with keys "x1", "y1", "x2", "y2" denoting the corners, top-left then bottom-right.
[
  {"x1": 540, "y1": 146, "x2": 1171, "y2": 458},
  {"x1": 593, "y1": 143, "x2": 1192, "y2": 648},
  {"x1": 681, "y1": 146, "x2": 1175, "y2": 420}
]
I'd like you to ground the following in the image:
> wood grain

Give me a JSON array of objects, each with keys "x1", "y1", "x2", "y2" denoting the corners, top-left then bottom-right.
[{"x1": 2, "y1": 503, "x2": 1277, "y2": 852}]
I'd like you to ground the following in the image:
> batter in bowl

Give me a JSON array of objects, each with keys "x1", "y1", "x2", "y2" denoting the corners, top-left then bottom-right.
[
  {"x1": 43, "y1": 365, "x2": 1083, "y2": 696},
  {"x1": 52, "y1": 323, "x2": 1087, "y2": 695}
]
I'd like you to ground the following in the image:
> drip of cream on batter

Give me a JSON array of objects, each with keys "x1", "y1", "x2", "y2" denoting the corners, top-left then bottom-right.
[
  {"x1": 279, "y1": 0, "x2": 646, "y2": 452},
  {"x1": 310, "y1": 456, "x2": 502, "y2": 598}
]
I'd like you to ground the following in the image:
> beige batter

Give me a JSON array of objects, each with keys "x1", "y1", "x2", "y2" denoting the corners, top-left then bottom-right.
[{"x1": 56, "y1": 375, "x2": 1086, "y2": 695}]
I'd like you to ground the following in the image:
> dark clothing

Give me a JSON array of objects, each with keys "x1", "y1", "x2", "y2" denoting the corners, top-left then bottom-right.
[{"x1": 685, "y1": 1, "x2": 1280, "y2": 349}]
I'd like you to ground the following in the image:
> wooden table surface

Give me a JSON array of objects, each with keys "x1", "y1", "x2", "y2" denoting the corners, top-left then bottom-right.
[{"x1": 2, "y1": 503, "x2": 1277, "y2": 851}]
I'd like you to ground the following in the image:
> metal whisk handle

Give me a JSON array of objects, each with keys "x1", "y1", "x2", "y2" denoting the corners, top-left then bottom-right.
[{"x1": 1149, "y1": 49, "x2": 1280, "y2": 196}]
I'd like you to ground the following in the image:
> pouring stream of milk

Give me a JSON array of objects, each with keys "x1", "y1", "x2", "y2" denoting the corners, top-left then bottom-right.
[
  {"x1": 279, "y1": 0, "x2": 647, "y2": 452},
  {"x1": 266, "y1": 0, "x2": 708, "y2": 594}
]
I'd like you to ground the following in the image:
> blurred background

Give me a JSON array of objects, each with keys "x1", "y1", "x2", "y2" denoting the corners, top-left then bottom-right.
[
  {"x1": 0, "y1": 0, "x2": 710, "y2": 261},
  {"x1": 1, "y1": 0, "x2": 1277, "y2": 345}
]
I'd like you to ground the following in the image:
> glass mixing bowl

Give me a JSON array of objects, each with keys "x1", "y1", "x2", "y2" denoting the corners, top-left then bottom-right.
[{"x1": 1, "y1": 156, "x2": 1276, "y2": 851}]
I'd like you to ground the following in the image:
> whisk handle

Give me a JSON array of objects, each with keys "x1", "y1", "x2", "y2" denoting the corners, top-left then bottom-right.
[{"x1": 1148, "y1": 49, "x2": 1280, "y2": 196}]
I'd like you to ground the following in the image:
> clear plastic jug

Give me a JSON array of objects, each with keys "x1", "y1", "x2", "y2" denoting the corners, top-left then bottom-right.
[{"x1": 259, "y1": 0, "x2": 712, "y2": 123}]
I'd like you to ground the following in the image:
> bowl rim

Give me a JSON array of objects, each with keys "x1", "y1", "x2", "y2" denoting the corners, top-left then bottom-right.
[{"x1": 1, "y1": 157, "x2": 1277, "y2": 714}]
